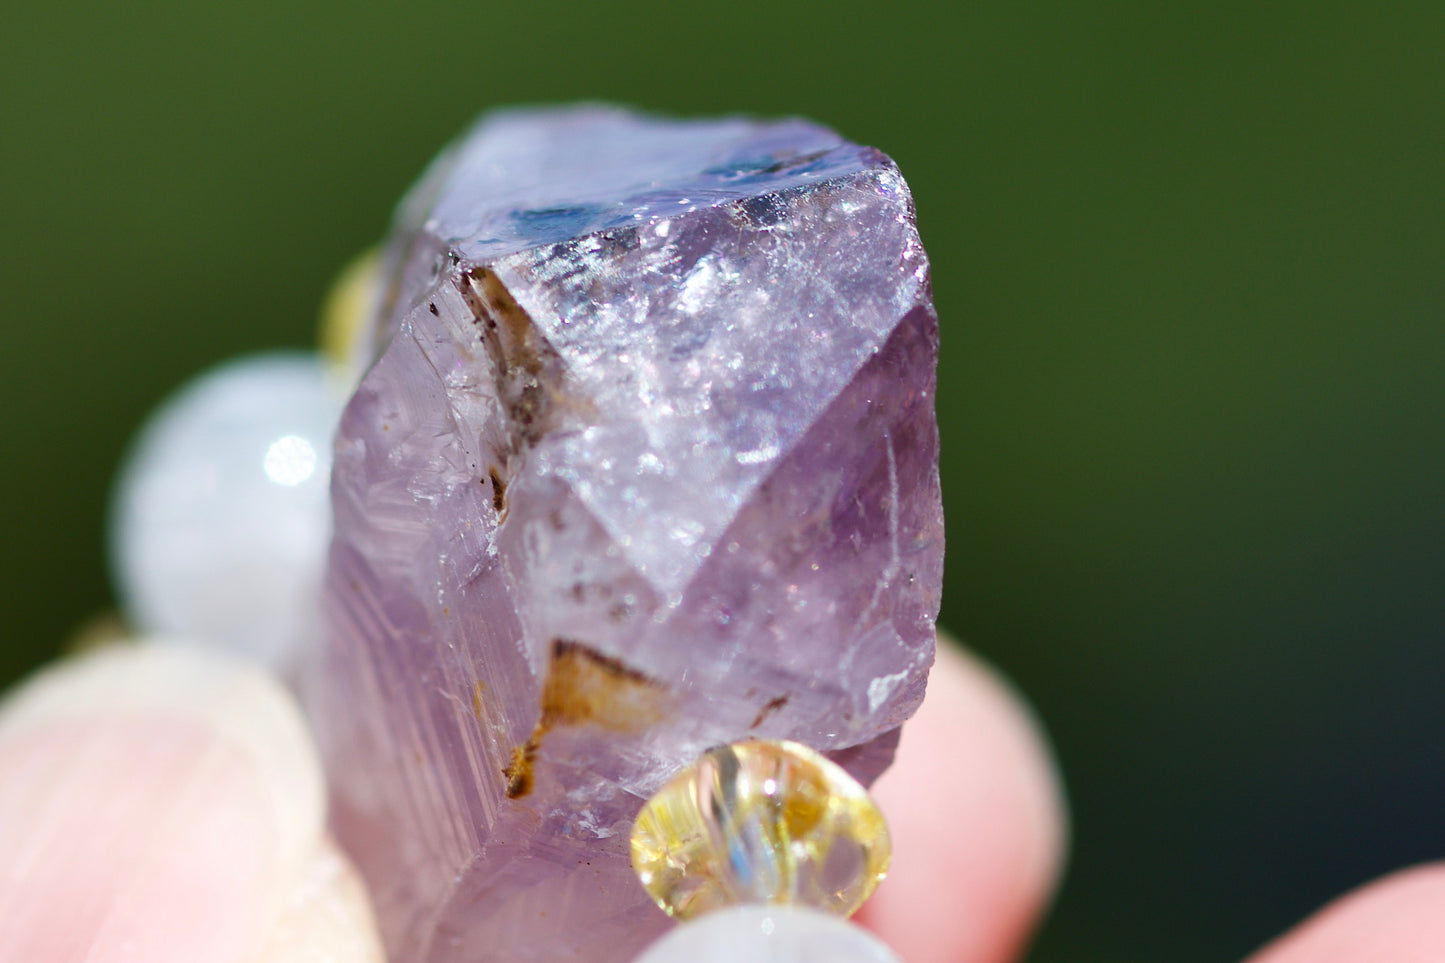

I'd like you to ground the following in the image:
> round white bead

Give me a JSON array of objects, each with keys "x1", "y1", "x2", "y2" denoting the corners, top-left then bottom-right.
[
  {"x1": 632, "y1": 906, "x2": 902, "y2": 963},
  {"x1": 110, "y1": 352, "x2": 342, "y2": 670}
]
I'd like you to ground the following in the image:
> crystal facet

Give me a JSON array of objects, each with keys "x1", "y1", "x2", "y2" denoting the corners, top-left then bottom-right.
[
  {"x1": 631, "y1": 740, "x2": 890, "y2": 920},
  {"x1": 306, "y1": 106, "x2": 943, "y2": 962}
]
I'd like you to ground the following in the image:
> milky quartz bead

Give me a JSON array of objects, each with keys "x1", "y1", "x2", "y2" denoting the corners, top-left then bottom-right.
[
  {"x1": 631, "y1": 906, "x2": 902, "y2": 963},
  {"x1": 111, "y1": 352, "x2": 341, "y2": 670}
]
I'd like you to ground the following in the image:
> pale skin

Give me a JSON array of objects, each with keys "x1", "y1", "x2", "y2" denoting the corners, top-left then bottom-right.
[{"x1": 0, "y1": 637, "x2": 1440, "y2": 962}]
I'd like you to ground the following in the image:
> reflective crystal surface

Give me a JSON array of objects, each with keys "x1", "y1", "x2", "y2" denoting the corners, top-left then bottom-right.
[
  {"x1": 306, "y1": 106, "x2": 943, "y2": 963},
  {"x1": 631, "y1": 740, "x2": 890, "y2": 920}
]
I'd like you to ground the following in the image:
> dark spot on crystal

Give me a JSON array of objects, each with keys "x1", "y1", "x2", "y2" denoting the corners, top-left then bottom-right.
[
  {"x1": 510, "y1": 205, "x2": 603, "y2": 242},
  {"x1": 703, "y1": 148, "x2": 836, "y2": 184},
  {"x1": 503, "y1": 640, "x2": 666, "y2": 797},
  {"x1": 570, "y1": 582, "x2": 586, "y2": 602},
  {"x1": 488, "y1": 467, "x2": 507, "y2": 515},
  {"x1": 458, "y1": 267, "x2": 592, "y2": 451},
  {"x1": 597, "y1": 226, "x2": 640, "y2": 257},
  {"x1": 512, "y1": 381, "x2": 544, "y2": 434},
  {"x1": 536, "y1": 639, "x2": 663, "y2": 730},
  {"x1": 543, "y1": 639, "x2": 658, "y2": 716},
  {"x1": 738, "y1": 193, "x2": 788, "y2": 227},
  {"x1": 428, "y1": 302, "x2": 439, "y2": 316},
  {"x1": 701, "y1": 157, "x2": 776, "y2": 179},
  {"x1": 770, "y1": 148, "x2": 831, "y2": 172},
  {"x1": 749, "y1": 694, "x2": 789, "y2": 730},
  {"x1": 503, "y1": 743, "x2": 535, "y2": 798},
  {"x1": 606, "y1": 603, "x2": 631, "y2": 623},
  {"x1": 460, "y1": 268, "x2": 540, "y2": 379}
]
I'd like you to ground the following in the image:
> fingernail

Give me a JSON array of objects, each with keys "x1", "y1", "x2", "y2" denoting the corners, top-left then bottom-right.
[{"x1": 0, "y1": 643, "x2": 324, "y2": 963}]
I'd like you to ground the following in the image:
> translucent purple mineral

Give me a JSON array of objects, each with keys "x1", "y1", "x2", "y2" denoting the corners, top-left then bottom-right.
[{"x1": 307, "y1": 106, "x2": 943, "y2": 962}]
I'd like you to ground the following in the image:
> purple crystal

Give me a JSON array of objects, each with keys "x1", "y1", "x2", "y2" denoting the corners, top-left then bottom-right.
[{"x1": 307, "y1": 106, "x2": 943, "y2": 962}]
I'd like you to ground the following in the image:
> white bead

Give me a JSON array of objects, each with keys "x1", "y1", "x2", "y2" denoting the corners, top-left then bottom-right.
[
  {"x1": 632, "y1": 906, "x2": 902, "y2": 963},
  {"x1": 111, "y1": 353, "x2": 342, "y2": 670}
]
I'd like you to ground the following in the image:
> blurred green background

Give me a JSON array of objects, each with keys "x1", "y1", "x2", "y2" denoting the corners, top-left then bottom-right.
[{"x1": 3, "y1": 1, "x2": 1443, "y2": 959}]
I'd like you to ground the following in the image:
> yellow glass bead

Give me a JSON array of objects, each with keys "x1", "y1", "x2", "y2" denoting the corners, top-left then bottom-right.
[
  {"x1": 630, "y1": 740, "x2": 891, "y2": 921},
  {"x1": 317, "y1": 246, "x2": 381, "y2": 375}
]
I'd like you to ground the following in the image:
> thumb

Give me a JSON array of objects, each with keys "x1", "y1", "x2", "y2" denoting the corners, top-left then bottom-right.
[{"x1": 0, "y1": 642, "x2": 383, "y2": 963}]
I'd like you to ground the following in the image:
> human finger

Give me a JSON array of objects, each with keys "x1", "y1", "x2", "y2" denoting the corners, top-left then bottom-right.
[
  {"x1": 1246, "y1": 863, "x2": 1445, "y2": 963},
  {"x1": 0, "y1": 642, "x2": 384, "y2": 963},
  {"x1": 856, "y1": 637, "x2": 1068, "y2": 963}
]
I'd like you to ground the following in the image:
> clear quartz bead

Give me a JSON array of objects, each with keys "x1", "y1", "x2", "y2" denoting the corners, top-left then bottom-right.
[
  {"x1": 631, "y1": 740, "x2": 891, "y2": 921},
  {"x1": 631, "y1": 905, "x2": 902, "y2": 963}
]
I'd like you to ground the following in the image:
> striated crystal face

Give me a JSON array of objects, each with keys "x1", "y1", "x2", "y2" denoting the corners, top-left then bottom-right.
[
  {"x1": 306, "y1": 106, "x2": 942, "y2": 963},
  {"x1": 631, "y1": 740, "x2": 891, "y2": 921}
]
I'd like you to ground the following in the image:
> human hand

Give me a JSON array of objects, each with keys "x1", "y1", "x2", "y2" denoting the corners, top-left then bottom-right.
[
  {"x1": 0, "y1": 643, "x2": 383, "y2": 963},
  {"x1": 2, "y1": 635, "x2": 1437, "y2": 962},
  {"x1": 0, "y1": 633, "x2": 1056, "y2": 962}
]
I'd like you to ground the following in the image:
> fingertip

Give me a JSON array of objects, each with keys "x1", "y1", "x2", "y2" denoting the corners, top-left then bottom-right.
[
  {"x1": 0, "y1": 643, "x2": 379, "y2": 963},
  {"x1": 0, "y1": 641, "x2": 325, "y2": 877},
  {"x1": 857, "y1": 636, "x2": 1068, "y2": 963},
  {"x1": 1247, "y1": 863, "x2": 1445, "y2": 963},
  {"x1": 258, "y1": 836, "x2": 386, "y2": 963}
]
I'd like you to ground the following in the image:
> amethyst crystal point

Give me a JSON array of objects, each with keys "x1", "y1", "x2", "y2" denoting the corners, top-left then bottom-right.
[{"x1": 309, "y1": 106, "x2": 943, "y2": 962}]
